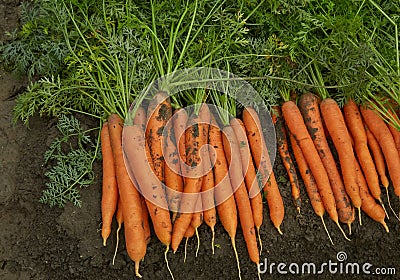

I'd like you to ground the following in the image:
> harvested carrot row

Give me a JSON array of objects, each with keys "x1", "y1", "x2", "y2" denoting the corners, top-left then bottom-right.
[
  {"x1": 100, "y1": 121, "x2": 119, "y2": 247},
  {"x1": 282, "y1": 101, "x2": 347, "y2": 239},
  {"x1": 320, "y1": 98, "x2": 361, "y2": 225},
  {"x1": 365, "y1": 125, "x2": 389, "y2": 188},
  {"x1": 108, "y1": 114, "x2": 146, "y2": 278},
  {"x1": 289, "y1": 132, "x2": 334, "y2": 244},
  {"x1": 298, "y1": 94, "x2": 354, "y2": 229},
  {"x1": 343, "y1": 99, "x2": 382, "y2": 205},
  {"x1": 209, "y1": 116, "x2": 239, "y2": 279},
  {"x1": 222, "y1": 125, "x2": 259, "y2": 267},
  {"x1": 354, "y1": 155, "x2": 389, "y2": 232},
  {"x1": 230, "y1": 118, "x2": 264, "y2": 253},
  {"x1": 272, "y1": 106, "x2": 301, "y2": 214},
  {"x1": 242, "y1": 107, "x2": 284, "y2": 234}
]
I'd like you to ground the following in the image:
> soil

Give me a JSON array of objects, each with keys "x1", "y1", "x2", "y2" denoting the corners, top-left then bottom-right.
[{"x1": 1, "y1": 1, "x2": 400, "y2": 280}]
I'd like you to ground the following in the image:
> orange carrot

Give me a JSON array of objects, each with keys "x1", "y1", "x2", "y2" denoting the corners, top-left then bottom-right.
[
  {"x1": 365, "y1": 125, "x2": 389, "y2": 187},
  {"x1": 320, "y1": 98, "x2": 361, "y2": 225},
  {"x1": 171, "y1": 113, "x2": 204, "y2": 252},
  {"x1": 242, "y1": 107, "x2": 284, "y2": 234},
  {"x1": 272, "y1": 106, "x2": 301, "y2": 214},
  {"x1": 191, "y1": 196, "x2": 203, "y2": 257},
  {"x1": 146, "y1": 91, "x2": 172, "y2": 184},
  {"x1": 282, "y1": 101, "x2": 341, "y2": 229},
  {"x1": 343, "y1": 99, "x2": 382, "y2": 204},
  {"x1": 108, "y1": 114, "x2": 146, "y2": 277},
  {"x1": 299, "y1": 94, "x2": 354, "y2": 228},
  {"x1": 209, "y1": 116, "x2": 239, "y2": 279},
  {"x1": 173, "y1": 108, "x2": 189, "y2": 175},
  {"x1": 355, "y1": 154, "x2": 389, "y2": 232},
  {"x1": 222, "y1": 125, "x2": 260, "y2": 267},
  {"x1": 360, "y1": 106, "x2": 400, "y2": 199},
  {"x1": 230, "y1": 118, "x2": 264, "y2": 253},
  {"x1": 133, "y1": 106, "x2": 147, "y2": 131},
  {"x1": 101, "y1": 121, "x2": 119, "y2": 247},
  {"x1": 289, "y1": 132, "x2": 334, "y2": 244}
]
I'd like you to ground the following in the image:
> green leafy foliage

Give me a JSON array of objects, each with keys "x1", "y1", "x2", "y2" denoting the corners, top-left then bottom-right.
[{"x1": 40, "y1": 115, "x2": 99, "y2": 207}]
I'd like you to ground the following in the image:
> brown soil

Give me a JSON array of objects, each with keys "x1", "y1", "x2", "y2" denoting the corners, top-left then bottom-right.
[{"x1": 1, "y1": 1, "x2": 400, "y2": 279}]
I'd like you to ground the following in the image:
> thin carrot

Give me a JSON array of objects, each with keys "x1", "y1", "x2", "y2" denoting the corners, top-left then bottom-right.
[
  {"x1": 183, "y1": 224, "x2": 195, "y2": 263},
  {"x1": 191, "y1": 197, "x2": 203, "y2": 258},
  {"x1": 298, "y1": 94, "x2": 354, "y2": 229},
  {"x1": 320, "y1": 98, "x2": 361, "y2": 225},
  {"x1": 222, "y1": 125, "x2": 260, "y2": 267},
  {"x1": 209, "y1": 116, "x2": 239, "y2": 279},
  {"x1": 355, "y1": 154, "x2": 389, "y2": 232},
  {"x1": 365, "y1": 125, "x2": 389, "y2": 187},
  {"x1": 108, "y1": 114, "x2": 146, "y2": 278},
  {"x1": 230, "y1": 118, "x2": 264, "y2": 254},
  {"x1": 343, "y1": 99, "x2": 382, "y2": 205},
  {"x1": 361, "y1": 105, "x2": 400, "y2": 219},
  {"x1": 282, "y1": 101, "x2": 346, "y2": 237},
  {"x1": 101, "y1": 121, "x2": 119, "y2": 247},
  {"x1": 387, "y1": 108, "x2": 400, "y2": 154},
  {"x1": 289, "y1": 132, "x2": 334, "y2": 244},
  {"x1": 242, "y1": 107, "x2": 284, "y2": 234},
  {"x1": 271, "y1": 106, "x2": 301, "y2": 214},
  {"x1": 146, "y1": 91, "x2": 172, "y2": 184},
  {"x1": 171, "y1": 113, "x2": 204, "y2": 252}
]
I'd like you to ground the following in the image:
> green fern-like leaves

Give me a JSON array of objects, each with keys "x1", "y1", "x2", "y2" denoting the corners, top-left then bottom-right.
[{"x1": 40, "y1": 115, "x2": 98, "y2": 207}]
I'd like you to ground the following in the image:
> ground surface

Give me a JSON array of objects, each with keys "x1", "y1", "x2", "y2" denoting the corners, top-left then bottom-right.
[{"x1": 1, "y1": 1, "x2": 400, "y2": 280}]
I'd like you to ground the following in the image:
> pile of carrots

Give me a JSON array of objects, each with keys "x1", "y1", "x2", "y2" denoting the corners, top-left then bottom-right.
[{"x1": 99, "y1": 91, "x2": 400, "y2": 279}]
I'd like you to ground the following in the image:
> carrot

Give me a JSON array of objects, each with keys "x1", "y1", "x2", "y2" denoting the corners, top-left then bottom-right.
[
  {"x1": 183, "y1": 224, "x2": 195, "y2": 263},
  {"x1": 355, "y1": 154, "x2": 389, "y2": 232},
  {"x1": 164, "y1": 115, "x2": 184, "y2": 221},
  {"x1": 320, "y1": 98, "x2": 361, "y2": 225},
  {"x1": 108, "y1": 114, "x2": 146, "y2": 278},
  {"x1": 171, "y1": 113, "x2": 204, "y2": 253},
  {"x1": 289, "y1": 132, "x2": 334, "y2": 244},
  {"x1": 298, "y1": 94, "x2": 354, "y2": 229},
  {"x1": 146, "y1": 91, "x2": 172, "y2": 184},
  {"x1": 100, "y1": 121, "x2": 119, "y2": 247},
  {"x1": 343, "y1": 99, "x2": 382, "y2": 204},
  {"x1": 361, "y1": 105, "x2": 400, "y2": 219},
  {"x1": 242, "y1": 107, "x2": 284, "y2": 234},
  {"x1": 230, "y1": 118, "x2": 264, "y2": 253},
  {"x1": 173, "y1": 108, "x2": 189, "y2": 175},
  {"x1": 191, "y1": 197, "x2": 203, "y2": 258},
  {"x1": 387, "y1": 108, "x2": 400, "y2": 154},
  {"x1": 271, "y1": 106, "x2": 301, "y2": 214},
  {"x1": 112, "y1": 198, "x2": 123, "y2": 266},
  {"x1": 365, "y1": 125, "x2": 389, "y2": 187},
  {"x1": 209, "y1": 116, "x2": 240, "y2": 279},
  {"x1": 133, "y1": 106, "x2": 147, "y2": 131},
  {"x1": 282, "y1": 101, "x2": 347, "y2": 237},
  {"x1": 222, "y1": 125, "x2": 260, "y2": 267}
]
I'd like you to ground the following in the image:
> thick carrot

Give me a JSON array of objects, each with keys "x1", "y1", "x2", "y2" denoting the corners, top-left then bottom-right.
[
  {"x1": 355, "y1": 155, "x2": 389, "y2": 232},
  {"x1": 146, "y1": 91, "x2": 172, "y2": 184},
  {"x1": 320, "y1": 98, "x2": 361, "y2": 225},
  {"x1": 222, "y1": 125, "x2": 259, "y2": 266},
  {"x1": 298, "y1": 94, "x2": 354, "y2": 228},
  {"x1": 242, "y1": 107, "x2": 284, "y2": 234},
  {"x1": 171, "y1": 113, "x2": 204, "y2": 252},
  {"x1": 209, "y1": 116, "x2": 239, "y2": 279},
  {"x1": 360, "y1": 106, "x2": 400, "y2": 199},
  {"x1": 173, "y1": 108, "x2": 189, "y2": 175},
  {"x1": 108, "y1": 114, "x2": 146, "y2": 277},
  {"x1": 289, "y1": 132, "x2": 334, "y2": 244},
  {"x1": 272, "y1": 106, "x2": 301, "y2": 214},
  {"x1": 343, "y1": 99, "x2": 382, "y2": 203},
  {"x1": 133, "y1": 106, "x2": 147, "y2": 131},
  {"x1": 101, "y1": 121, "x2": 119, "y2": 247},
  {"x1": 282, "y1": 101, "x2": 340, "y2": 226},
  {"x1": 122, "y1": 124, "x2": 172, "y2": 246},
  {"x1": 230, "y1": 118, "x2": 263, "y2": 253},
  {"x1": 365, "y1": 125, "x2": 389, "y2": 187}
]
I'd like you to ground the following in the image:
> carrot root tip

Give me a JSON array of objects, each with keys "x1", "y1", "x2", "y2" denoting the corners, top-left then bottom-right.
[
  {"x1": 211, "y1": 227, "x2": 215, "y2": 255},
  {"x1": 184, "y1": 237, "x2": 189, "y2": 263},
  {"x1": 379, "y1": 198, "x2": 389, "y2": 220},
  {"x1": 231, "y1": 239, "x2": 242, "y2": 280},
  {"x1": 276, "y1": 226, "x2": 283, "y2": 235},
  {"x1": 382, "y1": 222, "x2": 389, "y2": 233},
  {"x1": 336, "y1": 221, "x2": 351, "y2": 242},
  {"x1": 357, "y1": 208, "x2": 362, "y2": 226},
  {"x1": 165, "y1": 245, "x2": 175, "y2": 280},
  {"x1": 320, "y1": 216, "x2": 334, "y2": 246},
  {"x1": 134, "y1": 261, "x2": 142, "y2": 278},
  {"x1": 195, "y1": 228, "x2": 200, "y2": 258},
  {"x1": 256, "y1": 227, "x2": 262, "y2": 255}
]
